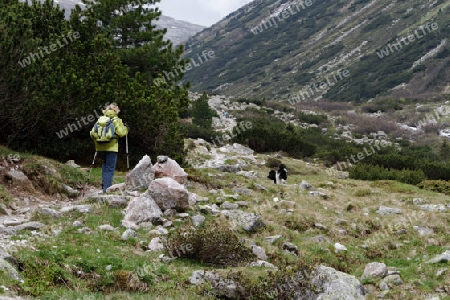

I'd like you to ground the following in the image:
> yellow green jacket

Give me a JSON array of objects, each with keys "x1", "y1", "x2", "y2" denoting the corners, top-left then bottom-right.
[{"x1": 90, "y1": 110, "x2": 128, "y2": 152}]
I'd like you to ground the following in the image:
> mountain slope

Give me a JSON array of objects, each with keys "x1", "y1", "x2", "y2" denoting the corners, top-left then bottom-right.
[
  {"x1": 183, "y1": 0, "x2": 450, "y2": 102},
  {"x1": 50, "y1": 0, "x2": 204, "y2": 46}
]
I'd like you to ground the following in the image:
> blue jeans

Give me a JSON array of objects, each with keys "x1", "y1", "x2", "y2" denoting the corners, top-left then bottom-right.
[{"x1": 98, "y1": 151, "x2": 118, "y2": 192}]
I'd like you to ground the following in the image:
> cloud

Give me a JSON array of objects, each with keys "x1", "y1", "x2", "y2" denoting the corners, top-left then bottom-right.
[{"x1": 156, "y1": 0, "x2": 252, "y2": 26}]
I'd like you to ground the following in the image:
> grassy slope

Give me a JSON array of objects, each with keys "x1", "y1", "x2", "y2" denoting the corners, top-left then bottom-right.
[{"x1": 0, "y1": 143, "x2": 449, "y2": 299}]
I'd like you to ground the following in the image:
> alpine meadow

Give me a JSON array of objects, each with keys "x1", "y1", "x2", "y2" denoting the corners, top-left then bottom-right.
[{"x1": 2, "y1": 0, "x2": 450, "y2": 300}]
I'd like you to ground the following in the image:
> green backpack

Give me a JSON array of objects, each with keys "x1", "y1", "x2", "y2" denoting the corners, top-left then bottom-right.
[{"x1": 91, "y1": 116, "x2": 117, "y2": 143}]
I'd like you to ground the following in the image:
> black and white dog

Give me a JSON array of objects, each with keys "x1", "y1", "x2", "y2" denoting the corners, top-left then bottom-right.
[{"x1": 268, "y1": 164, "x2": 287, "y2": 184}]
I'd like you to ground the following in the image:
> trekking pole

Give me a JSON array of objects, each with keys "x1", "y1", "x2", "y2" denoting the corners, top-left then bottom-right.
[
  {"x1": 125, "y1": 135, "x2": 130, "y2": 172},
  {"x1": 81, "y1": 152, "x2": 97, "y2": 198}
]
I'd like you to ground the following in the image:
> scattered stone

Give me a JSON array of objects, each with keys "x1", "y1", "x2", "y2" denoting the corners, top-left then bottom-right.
[
  {"x1": 265, "y1": 235, "x2": 282, "y2": 244},
  {"x1": 149, "y1": 226, "x2": 169, "y2": 236},
  {"x1": 148, "y1": 237, "x2": 165, "y2": 251},
  {"x1": 232, "y1": 188, "x2": 252, "y2": 195},
  {"x1": 379, "y1": 281, "x2": 389, "y2": 291},
  {"x1": 418, "y1": 204, "x2": 447, "y2": 213},
  {"x1": 376, "y1": 206, "x2": 402, "y2": 216},
  {"x1": 222, "y1": 210, "x2": 265, "y2": 232},
  {"x1": 362, "y1": 262, "x2": 387, "y2": 280},
  {"x1": 235, "y1": 201, "x2": 249, "y2": 207},
  {"x1": 412, "y1": 198, "x2": 427, "y2": 205},
  {"x1": 309, "y1": 191, "x2": 330, "y2": 199},
  {"x1": 300, "y1": 180, "x2": 313, "y2": 190},
  {"x1": 176, "y1": 213, "x2": 189, "y2": 218},
  {"x1": 334, "y1": 243, "x2": 347, "y2": 253},
  {"x1": 315, "y1": 223, "x2": 327, "y2": 230},
  {"x1": 427, "y1": 250, "x2": 450, "y2": 263},
  {"x1": 221, "y1": 201, "x2": 239, "y2": 210},
  {"x1": 106, "y1": 183, "x2": 125, "y2": 193},
  {"x1": 413, "y1": 226, "x2": 434, "y2": 236},
  {"x1": 381, "y1": 274, "x2": 403, "y2": 286},
  {"x1": 282, "y1": 242, "x2": 299, "y2": 255},
  {"x1": 217, "y1": 164, "x2": 242, "y2": 173},
  {"x1": 191, "y1": 215, "x2": 205, "y2": 227},
  {"x1": 236, "y1": 171, "x2": 256, "y2": 178},
  {"x1": 61, "y1": 184, "x2": 79, "y2": 198},
  {"x1": 38, "y1": 207, "x2": 61, "y2": 218},
  {"x1": 251, "y1": 245, "x2": 267, "y2": 260},
  {"x1": 98, "y1": 224, "x2": 115, "y2": 231},
  {"x1": 72, "y1": 221, "x2": 83, "y2": 227},
  {"x1": 209, "y1": 189, "x2": 218, "y2": 194},
  {"x1": 436, "y1": 268, "x2": 447, "y2": 277},
  {"x1": 121, "y1": 229, "x2": 137, "y2": 241},
  {"x1": 5, "y1": 169, "x2": 30, "y2": 184},
  {"x1": 312, "y1": 266, "x2": 365, "y2": 299},
  {"x1": 65, "y1": 160, "x2": 80, "y2": 168},
  {"x1": 163, "y1": 221, "x2": 173, "y2": 227},
  {"x1": 0, "y1": 204, "x2": 11, "y2": 216},
  {"x1": 60, "y1": 205, "x2": 91, "y2": 214},
  {"x1": 163, "y1": 208, "x2": 177, "y2": 217},
  {"x1": 249, "y1": 260, "x2": 277, "y2": 268},
  {"x1": 253, "y1": 183, "x2": 267, "y2": 191},
  {"x1": 308, "y1": 235, "x2": 328, "y2": 243},
  {"x1": 0, "y1": 221, "x2": 44, "y2": 235}
]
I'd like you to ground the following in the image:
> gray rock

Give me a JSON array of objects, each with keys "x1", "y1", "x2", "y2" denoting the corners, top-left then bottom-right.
[
  {"x1": 232, "y1": 188, "x2": 252, "y2": 195},
  {"x1": 0, "y1": 246, "x2": 21, "y2": 282},
  {"x1": 38, "y1": 207, "x2": 61, "y2": 218},
  {"x1": 191, "y1": 215, "x2": 205, "y2": 227},
  {"x1": 0, "y1": 204, "x2": 11, "y2": 216},
  {"x1": 121, "y1": 229, "x2": 137, "y2": 241},
  {"x1": 106, "y1": 183, "x2": 126, "y2": 193},
  {"x1": 309, "y1": 191, "x2": 330, "y2": 199},
  {"x1": 362, "y1": 262, "x2": 388, "y2": 280},
  {"x1": 418, "y1": 204, "x2": 447, "y2": 213},
  {"x1": 412, "y1": 198, "x2": 427, "y2": 205},
  {"x1": 221, "y1": 201, "x2": 239, "y2": 210},
  {"x1": 376, "y1": 206, "x2": 402, "y2": 216},
  {"x1": 282, "y1": 242, "x2": 299, "y2": 255},
  {"x1": 334, "y1": 243, "x2": 347, "y2": 253},
  {"x1": 251, "y1": 245, "x2": 267, "y2": 260},
  {"x1": 5, "y1": 169, "x2": 29, "y2": 183},
  {"x1": 300, "y1": 180, "x2": 313, "y2": 190},
  {"x1": 163, "y1": 208, "x2": 177, "y2": 217},
  {"x1": 217, "y1": 164, "x2": 242, "y2": 173},
  {"x1": 98, "y1": 224, "x2": 115, "y2": 231},
  {"x1": 222, "y1": 210, "x2": 265, "y2": 232},
  {"x1": 148, "y1": 237, "x2": 165, "y2": 251},
  {"x1": 126, "y1": 155, "x2": 154, "y2": 192},
  {"x1": 382, "y1": 274, "x2": 403, "y2": 286},
  {"x1": 314, "y1": 266, "x2": 365, "y2": 300},
  {"x1": 379, "y1": 281, "x2": 389, "y2": 291},
  {"x1": 65, "y1": 160, "x2": 80, "y2": 168},
  {"x1": 334, "y1": 219, "x2": 347, "y2": 226},
  {"x1": 72, "y1": 221, "x2": 83, "y2": 227},
  {"x1": 60, "y1": 205, "x2": 91, "y2": 213},
  {"x1": 315, "y1": 223, "x2": 327, "y2": 230},
  {"x1": 253, "y1": 183, "x2": 267, "y2": 191},
  {"x1": 265, "y1": 235, "x2": 282, "y2": 244},
  {"x1": 154, "y1": 156, "x2": 188, "y2": 184},
  {"x1": 249, "y1": 260, "x2": 277, "y2": 268},
  {"x1": 236, "y1": 171, "x2": 256, "y2": 178},
  {"x1": 308, "y1": 235, "x2": 328, "y2": 243},
  {"x1": 427, "y1": 250, "x2": 450, "y2": 263},
  {"x1": 61, "y1": 184, "x2": 79, "y2": 197},
  {"x1": 413, "y1": 226, "x2": 434, "y2": 236},
  {"x1": 0, "y1": 221, "x2": 44, "y2": 235},
  {"x1": 147, "y1": 178, "x2": 189, "y2": 212},
  {"x1": 122, "y1": 195, "x2": 163, "y2": 227},
  {"x1": 175, "y1": 213, "x2": 189, "y2": 218}
]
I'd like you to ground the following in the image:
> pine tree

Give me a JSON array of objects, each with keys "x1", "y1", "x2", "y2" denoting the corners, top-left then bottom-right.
[{"x1": 192, "y1": 92, "x2": 216, "y2": 129}]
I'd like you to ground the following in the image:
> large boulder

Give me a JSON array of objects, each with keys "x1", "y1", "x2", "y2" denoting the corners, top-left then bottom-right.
[
  {"x1": 122, "y1": 195, "x2": 163, "y2": 227},
  {"x1": 126, "y1": 155, "x2": 154, "y2": 192},
  {"x1": 314, "y1": 266, "x2": 365, "y2": 299},
  {"x1": 146, "y1": 178, "x2": 189, "y2": 212},
  {"x1": 0, "y1": 246, "x2": 21, "y2": 282},
  {"x1": 153, "y1": 156, "x2": 187, "y2": 184}
]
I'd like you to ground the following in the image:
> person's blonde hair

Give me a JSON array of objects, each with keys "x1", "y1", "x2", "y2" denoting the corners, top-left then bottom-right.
[{"x1": 103, "y1": 102, "x2": 120, "y2": 114}]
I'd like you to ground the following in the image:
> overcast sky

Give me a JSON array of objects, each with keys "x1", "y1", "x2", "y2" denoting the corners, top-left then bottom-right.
[{"x1": 156, "y1": 0, "x2": 253, "y2": 26}]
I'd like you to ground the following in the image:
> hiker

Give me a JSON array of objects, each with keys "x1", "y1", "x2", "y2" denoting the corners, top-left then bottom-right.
[{"x1": 90, "y1": 103, "x2": 129, "y2": 193}]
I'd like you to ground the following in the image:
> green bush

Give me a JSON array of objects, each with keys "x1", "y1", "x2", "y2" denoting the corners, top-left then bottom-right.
[
  {"x1": 265, "y1": 157, "x2": 282, "y2": 168},
  {"x1": 417, "y1": 180, "x2": 450, "y2": 195},
  {"x1": 349, "y1": 164, "x2": 425, "y2": 185},
  {"x1": 296, "y1": 112, "x2": 327, "y2": 125},
  {"x1": 163, "y1": 224, "x2": 254, "y2": 267},
  {"x1": 180, "y1": 123, "x2": 217, "y2": 143}
]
